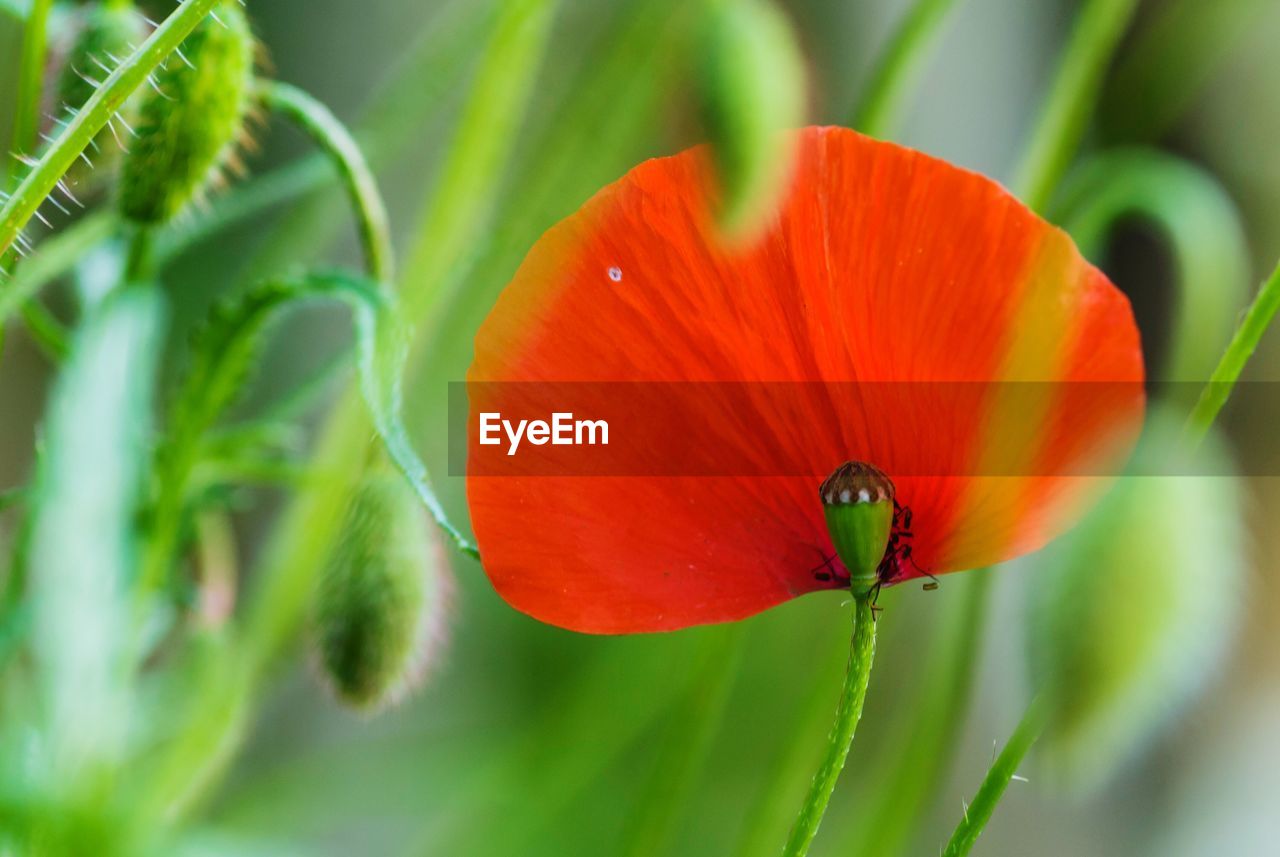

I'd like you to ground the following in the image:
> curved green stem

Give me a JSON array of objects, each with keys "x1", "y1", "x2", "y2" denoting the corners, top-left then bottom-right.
[
  {"x1": 942, "y1": 694, "x2": 1048, "y2": 857},
  {"x1": 245, "y1": 0, "x2": 557, "y2": 681},
  {"x1": 1054, "y1": 149, "x2": 1250, "y2": 384},
  {"x1": 1011, "y1": 0, "x2": 1141, "y2": 208},
  {"x1": 850, "y1": 0, "x2": 959, "y2": 137},
  {"x1": 1185, "y1": 259, "x2": 1280, "y2": 444},
  {"x1": 258, "y1": 81, "x2": 395, "y2": 284},
  {"x1": 0, "y1": 0, "x2": 222, "y2": 258},
  {"x1": 781, "y1": 596, "x2": 877, "y2": 857}
]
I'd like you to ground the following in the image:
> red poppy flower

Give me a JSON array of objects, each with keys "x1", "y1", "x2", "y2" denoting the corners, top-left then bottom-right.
[{"x1": 467, "y1": 126, "x2": 1144, "y2": 634}]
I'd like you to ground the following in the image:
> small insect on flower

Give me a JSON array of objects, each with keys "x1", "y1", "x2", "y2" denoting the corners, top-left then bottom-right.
[
  {"x1": 467, "y1": 127, "x2": 1145, "y2": 634},
  {"x1": 816, "y1": 461, "x2": 895, "y2": 598}
]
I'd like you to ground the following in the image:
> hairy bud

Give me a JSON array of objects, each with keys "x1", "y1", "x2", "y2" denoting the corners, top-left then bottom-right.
[
  {"x1": 1028, "y1": 407, "x2": 1244, "y2": 791},
  {"x1": 119, "y1": 1, "x2": 255, "y2": 223},
  {"x1": 694, "y1": 0, "x2": 806, "y2": 239},
  {"x1": 311, "y1": 467, "x2": 451, "y2": 712}
]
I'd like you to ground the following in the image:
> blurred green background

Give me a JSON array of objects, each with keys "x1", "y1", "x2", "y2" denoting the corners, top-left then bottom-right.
[{"x1": 2, "y1": 1, "x2": 1279, "y2": 854}]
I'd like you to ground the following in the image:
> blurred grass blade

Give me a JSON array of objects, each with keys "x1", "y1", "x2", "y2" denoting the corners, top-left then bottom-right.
[
  {"x1": 621, "y1": 625, "x2": 745, "y2": 857},
  {"x1": 134, "y1": 632, "x2": 249, "y2": 827},
  {"x1": 0, "y1": 0, "x2": 29, "y2": 21},
  {"x1": 29, "y1": 285, "x2": 165, "y2": 787},
  {"x1": 734, "y1": 629, "x2": 847, "y2": 857},
  {"x1": 1101, "y1": 0, "x2": 1263, "y2": 142},
  {"x1": 851, "y1": 0, "x2": 960, "y2": 137},
  {"x1": 413, "y1": 636, "x2": 711, "y2": 856},
  {"x1": 401, "y1": 0, "x2": 560, "y2": 320},
  {"x1": 1055, "y1": 149, "x2": 1251, "y2": 383},
  {"x1": 414, "y1": 0, "x2": 679, "y2": 383},
  {"x1": 941, "y1": 695, "x2": 1049, "y2": 857},
  {"x1": 9, "y1": 0, "x2": 52, "y2": 175},
  {"x1": 1186, "y1": 259, "x2": 1280, "y2": 443},
  {"x1": 1011, "y1": 0, "x2": 1141, "y2": 209}
]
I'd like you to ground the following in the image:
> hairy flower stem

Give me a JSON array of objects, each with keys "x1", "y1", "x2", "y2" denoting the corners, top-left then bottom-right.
[
  {"x1": 841, "y1": 573, "x2": 990, "y2": 857},
  {"x1": 850, "y1": 0, "x2": 959, "y2": 137},
  {"x1": 941, "y1": 694, "x2": 1048, "y2": 857},
  {"x1": 257, "y1": 81, "x2": 395, "y2": 284},
  {"x1": 1012, "y1": 0, "x2": 1142, "y2": 210},
  {"x1": 0, "y1": 0, "x2": 223, "y2": 258},
  {"x1": 1185, "y1": 258, "x2": 1280, "y2": 444},
  {"x1": 781, "y1": 596, "x2": 877, "y2": 857}
]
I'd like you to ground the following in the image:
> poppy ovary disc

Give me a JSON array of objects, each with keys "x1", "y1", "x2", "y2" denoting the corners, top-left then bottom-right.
[{"x1": 819, "y1": 462, "x2": 895, "y2": 599}]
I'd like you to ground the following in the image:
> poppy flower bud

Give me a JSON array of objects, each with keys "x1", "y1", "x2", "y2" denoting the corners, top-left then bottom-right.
[
  {"x1": 56, "y1": 2, "x2": 147, "y2": 185},
  {"x1": 119, "y1": 0, "x2": 255, "y2": 224},
  {"x1": 1027, "y1": 408, "x2": 1244, "y2": 791},
  {"x1": 694, "y1": 0, "x2": 806, "y2": 239},
  {"x1": 311, "y1": 467, "x2": 451, "y2": 713},
  {"x1": 820, "y1": 461, "x2": 895, "y2": 598}
]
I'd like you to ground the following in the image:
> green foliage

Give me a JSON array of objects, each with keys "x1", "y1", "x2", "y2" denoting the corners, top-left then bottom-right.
[
  {"x1": 312, "y1": 466, "x2": 447, "y2": 711},
  {"x1": 1, "y1": 2, "x2": 1277, "y2": 854},
  {"x1": 119, "y1": 1, "x2": 254, "y2": 223},
  {"x1": 19, "y1": 285, "x2": 164, "y2": 851},
  {"x1": 1, "y1": 0, "x2": 226, "y2": 258},
  {"x1": 1028, "y1": 408, "x2": 1245, "y2": 790},
  {"x1": 0, "y1": 0, "x2": 30, "y2": 21},
  {"x1": 56, "y1": 3, "x2": 147, "y2": 184}
]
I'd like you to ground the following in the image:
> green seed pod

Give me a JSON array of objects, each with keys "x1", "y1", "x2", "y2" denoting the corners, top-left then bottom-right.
[
  {"x1": 312, "y1": 466, "x2": 451, "y2": 712},
  {"x1": 55, "y1": 2, "x2": 147, "y2": 186},
  {"x1": 820, "y1": 461, "x2": 894, "y2": 597},
  {"x1": 118, "y1": 1, "x2": 255, "y2": 224},
  {"x1": 1027, "y1": 406, "x2": 1244, "y2": 791},
  {"x1": 694, "y1": 0, "x2": 807, "y2": 240}
]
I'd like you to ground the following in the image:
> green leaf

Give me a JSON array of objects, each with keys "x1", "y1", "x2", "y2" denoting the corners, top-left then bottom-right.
[{"x1": 28, "y1": 285, "x2": 165, "y2": 790}]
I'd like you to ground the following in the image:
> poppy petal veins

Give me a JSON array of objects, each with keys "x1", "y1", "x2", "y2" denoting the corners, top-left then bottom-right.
[{"x1": 467, "y1": 127, "x2": 1144, "y2": 634}]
